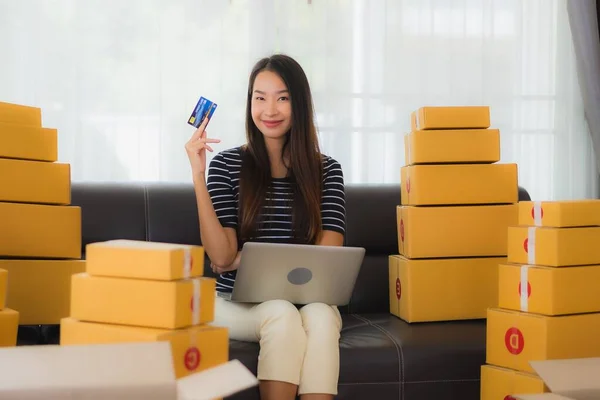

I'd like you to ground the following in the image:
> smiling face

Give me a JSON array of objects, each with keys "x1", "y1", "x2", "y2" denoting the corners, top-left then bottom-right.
[{"x1": 251, "y1": 70, "x2": 293, "y2": 141}]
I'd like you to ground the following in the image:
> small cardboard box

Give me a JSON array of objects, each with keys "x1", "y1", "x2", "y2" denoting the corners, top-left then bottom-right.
[
  {"x1": 0, "y1": 158, "x2": 71, "y2": 205},
  {"x1": 486, "y1": 308, "x2": 600, "y2": 374},
  {"x1": 61, "y1": 318, "x2": 229, "y2": 379},
  {"x1": 411, "y1": 106, "x2": 490, "y2": 131},
  {"x1": 397, "y1": 204, "x2": 518, "y2": 258},
  {"x1": 518, "y1": 200, "x2": 600, "y2": 228},
  {"x1": 0, "y1": 100, "x2": 42, "y2": 127},
  {"x1": 0, "y1": 341, "x2": 258, "y2": 399},
  {"x1": 0, "y1": 202, "x2": 81, "y2": 259},
  {"x1": 70, "y1": 273, "x2": 216, "y2": 329},
  {"x1": 86, "y1": 240, "x2": 205, "y2": 281},
  {"x1": 404, "y1": 128, "x2": 500, "y2": 165},
  {"x1": 0, "y1": 260, "x2": 86, "y2": 324},
  {"x1": 389, "y1": 255, "x2": 503, "y2": 322},
  {"x1": 498, "y1": 263, "x2": 600, "y2": 316},
  {"x1": 401, "y1": 163, "x2": 518, "y2": 206},
  {"x1": 507, "y1": 226, "x2": 600, "y2": 267},
  {"x1": 0, "y1": 268, "x2": 6, "y2": 309},
  {"x1": 513, "y1": 358, "x2": 600, "y2": 400},
  {"x1": 480, "y1": 364, "x2": 547, "y2": 400},
  {"x1": 0, "y1": 122, "x2": 57, "y2": 161},
  {"x1": 0, "y1": 308, "x2": 19, "y2": 347}
]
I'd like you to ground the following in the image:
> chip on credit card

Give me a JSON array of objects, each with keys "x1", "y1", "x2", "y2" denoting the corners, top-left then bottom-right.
[{"x1": 187, "y1": 96, "x2": 217, "y2": 128}]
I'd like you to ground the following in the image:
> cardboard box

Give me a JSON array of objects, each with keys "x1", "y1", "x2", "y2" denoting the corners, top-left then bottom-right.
[
  {"x1": 389, "y1": 255, "x2": 503, "y2": 322},
  {"x1": 507, "y1": 226, "x2": 600, "y2": 267},
  {"x1": 401, "y1": 163, "x2": 518, "y2": 206},
  {"x1": 61, "y1": 318, "x2": 229, "y2": 378},
  {"x1": 486, "y1": 308, "x2": 600, "y2": 373},
  {"x1": 0, "y1": 260, "x2": 86, "y2": 324},
  {"x1": 70, "y1": 273, "x2": 216, "y2": 329},
  {"x1": 0, "y1": 122, "x2": 57, "y2": 161},
  {"x1": 513, "y1": 358, "x2": 600, "y2": 400},
  {"x1": 498, "y1": 263, "x2": 600, "y2": 316},
  {"x1": 397, "y1": 204, "x2": 518, "y2": 258},
  {"x1": 0, "y1": 101, "x2": 41, "y2": 127},
  {"x1": 518, "y1": 200, "x2": 600, "y2": 228},
  {"x1": 86, "y1": 240, "x2": 205, "y2": 281},
  {"x1": 0, "y1": 268, "x2": 6, "y2": 309},
  {"x1": 0, "y1": 158, "x2": 71, "y2": 205},
  {"x1": 404, "y1": 128, "x2": 500, "y2": 165},
  {"x1": 0, "y1": 341, "x2": 258, "y2": 399},
  {"x1": 411, "y1": 106, "x2": 490, "y2": 130},
  {"x1": 480, "y1": 364, "x2": 547, "y2": 400},
  {"x1": 0, "y1": 308, "x2": 19, "y2": 347},
  {"x1": 0, "y1": 202, "x2": 81, "y2": 259}
]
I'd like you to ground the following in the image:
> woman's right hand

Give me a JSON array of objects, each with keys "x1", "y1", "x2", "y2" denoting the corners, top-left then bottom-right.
[{"x1": 185, "y1": 116, "x2": 221, "y2": 177}]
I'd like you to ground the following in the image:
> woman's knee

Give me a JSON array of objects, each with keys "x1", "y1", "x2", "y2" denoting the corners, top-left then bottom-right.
[
  {"x1": 300, "y1": 303, "x2": 342, "y2": 333},
  {"x1": 255, "y1": 300, "x2": 305, "y2": 336}
]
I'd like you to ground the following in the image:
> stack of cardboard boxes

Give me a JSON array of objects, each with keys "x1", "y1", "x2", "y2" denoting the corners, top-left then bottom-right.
[
  {"x1": 0, "y1": 101, "x2": 85, "y2": 342},
  {"x1": 481, "y1": 200, "x2": 600, "y2": 399},
  {"x1": 389, "y1": 106, "x2": 519, "y2": 322},
  {"x1": 0, "y1": 268, "x2": 18, "y2": 346},
  {"x1": 60, "y1": 239, "x2": 230, "y2": 379}
]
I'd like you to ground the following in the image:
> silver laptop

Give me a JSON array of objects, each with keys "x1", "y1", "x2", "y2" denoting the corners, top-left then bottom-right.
[{"x1": 228, "y1": 242, "x2": 365, "y2": 306}]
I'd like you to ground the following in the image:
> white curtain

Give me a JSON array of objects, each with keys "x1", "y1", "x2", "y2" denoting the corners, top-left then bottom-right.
[{"x1": 1, "y1": 0, "x2": 597, "y2": 201}]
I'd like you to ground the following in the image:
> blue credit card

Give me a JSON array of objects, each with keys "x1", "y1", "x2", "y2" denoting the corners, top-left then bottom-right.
[{"x1": 187, "y1": 96, "x2": 217, "y2": 128}]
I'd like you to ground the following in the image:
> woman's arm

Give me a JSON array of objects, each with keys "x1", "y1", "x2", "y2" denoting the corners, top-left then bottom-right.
[
  {"x1": 318, "y1": 230, "x2": 344, "y2": 246},
  {"x1": 193, "y1": 176, "x2": 238, "y2": 267},
  {"x1": 318, "y1": 157, "x2": 347, "y2": 247}
]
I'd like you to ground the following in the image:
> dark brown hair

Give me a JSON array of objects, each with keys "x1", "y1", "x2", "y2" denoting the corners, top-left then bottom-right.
[{"x1": 238, "y1": 54, "x2": 323, "y2": 244}]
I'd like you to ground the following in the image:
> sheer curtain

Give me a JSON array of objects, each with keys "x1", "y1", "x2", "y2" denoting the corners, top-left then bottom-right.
[{"x1": 0, "y1": 0, "x2": 597, "y2": 201}]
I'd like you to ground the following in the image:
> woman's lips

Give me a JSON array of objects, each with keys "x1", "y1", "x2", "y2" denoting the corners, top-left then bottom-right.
[{"x1": 262, "y1": 120, "x2": 283, "y2": 128}]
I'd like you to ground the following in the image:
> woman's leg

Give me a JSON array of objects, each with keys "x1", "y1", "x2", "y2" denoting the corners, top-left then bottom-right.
[
  {"x1": 213, "y1": 297, "x2": 307, "y2": 400},
  {"x1": 297, "y1": 303, "x2": 343, "y2": 400}
]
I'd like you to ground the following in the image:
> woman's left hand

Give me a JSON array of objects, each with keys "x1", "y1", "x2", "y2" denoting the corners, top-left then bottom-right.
[{"x1": 211, "y1": 251, "x2": 241, "y2": 274}]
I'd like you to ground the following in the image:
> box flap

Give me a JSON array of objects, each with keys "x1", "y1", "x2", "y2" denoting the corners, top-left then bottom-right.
[
  {"x1": 177, "y1": 359, "x2": 258, "y2": 400},
  {"x1": 0, "y1": 342, "x2": 177, "y2": 399}
]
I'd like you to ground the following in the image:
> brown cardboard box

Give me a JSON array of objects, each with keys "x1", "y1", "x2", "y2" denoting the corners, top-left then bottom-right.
[
  {"x1": 0, "y1": 158, "x2": 71, "y2": 205},
  {"x1": 512, "y1": 358, "x2": 600, "y2": 400},
  {"x1": 70, "y1": 273, "x2": 216, "y2": 329},
  {"x1": 486, "y1": 308, "x2": 600, "y2": 374},
  {"x1": 480, "y1": 364, "x2": 547, "y2": 400},
  {"x1": 498, "y1": 263, "x2": 600, "y2": 316},
  {"x1": 411, "y1": 106, "x2": 490, "y2": 130},
  {"x1": 0, "y1": 268, "x2": 6, "y2": 310},
  {"x1": 0, "y1": 308, "x2": 19, "y2": 347},
  {"x1": 404, "y1": 129, "x2": 500, "y2": 165},
  {"x1": 0, "y1": 101, "x2": 41, "y2": 127},
  {"x1": 86, "y1": 240, "x2": 205, "y2": 281},
  {"x1": 518, "y1": 200, "x2": 600, "y2": 228},
  {"x1": 397, "y1": 204, "x2": 518, "y2": 258},
  {"x1": 0, "y1": 202, "x2": 81, "y2": 259},
  {"x1": 61, "y1": 318, "x2": 229, "y2": 379},
  {"x1": 0, "y1": 122, "x2": 57, "y2": 161},
  {"x1": 507, "y1": 226, "x2": 600, "y2": 267},
  {"x1": 389, "y1": 255, "x2": 502, "y2": 322},
  {"x1": 0, "y1": 342, "x2": 258, "y2": 399},
  {"x1": 401, "y1": 163, "x2": 518, "y2": 206},
  {"x1": 0, "y1": 260, "x2": 86, "y2": 324}
]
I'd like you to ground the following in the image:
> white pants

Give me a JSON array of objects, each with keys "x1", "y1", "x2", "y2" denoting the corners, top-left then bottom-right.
[{"x1": 213, "y1": 296, "x2": 343, "y2": 395}]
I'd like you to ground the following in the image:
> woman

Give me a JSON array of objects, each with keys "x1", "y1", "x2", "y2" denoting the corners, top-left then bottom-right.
[{"x1": 185, "y1": 54, "x2": 346, "y2": 400}]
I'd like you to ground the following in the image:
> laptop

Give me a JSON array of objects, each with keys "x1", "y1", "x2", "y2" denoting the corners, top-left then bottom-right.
[{"x1": 228, "y1": 242, "x2": 366, "y2": 306}]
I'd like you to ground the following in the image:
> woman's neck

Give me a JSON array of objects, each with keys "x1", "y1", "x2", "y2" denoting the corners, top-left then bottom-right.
[{"x1": 264, "y1": 137, "x2": 288, "y2": 179}]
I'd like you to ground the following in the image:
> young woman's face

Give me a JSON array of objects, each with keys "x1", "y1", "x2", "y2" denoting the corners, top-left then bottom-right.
[{"x1": 251, "y1": 70, "x2": 292, "y2": 140}]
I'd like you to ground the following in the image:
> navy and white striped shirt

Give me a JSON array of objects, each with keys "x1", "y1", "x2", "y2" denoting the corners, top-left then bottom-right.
[{"x1": 206, "y1": 146, "x2": 346, "y2": 294}]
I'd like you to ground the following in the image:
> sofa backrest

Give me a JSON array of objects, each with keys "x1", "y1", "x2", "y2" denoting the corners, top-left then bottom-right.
[{"x1": 70, "y1": 182, "x2": 531, "y2": 315}]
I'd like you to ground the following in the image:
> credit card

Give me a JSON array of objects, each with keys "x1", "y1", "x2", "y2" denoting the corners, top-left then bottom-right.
[{"x1": 187, "y1": 96, "x2": 217, "y2": 128}]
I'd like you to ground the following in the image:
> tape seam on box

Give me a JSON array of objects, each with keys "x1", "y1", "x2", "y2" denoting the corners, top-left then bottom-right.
[
  {"x1": 183, "y1": 247, "x2": 192, "y2": 279},
  {"x1": 192, "y1": 278, "x2": 201, "y2": 325},
  {"x1": 533, "y1": 201, "x2": 543, "y2": 226},
  {"x1": 415, "y1": 110, "x2": 420, "y2": 130},
  {"x1": 520, "y1": 265, "x2": 529, "y2": 312},
  {"x1": 527, "y1": 227, "x2": 536, "y2": 265}
]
